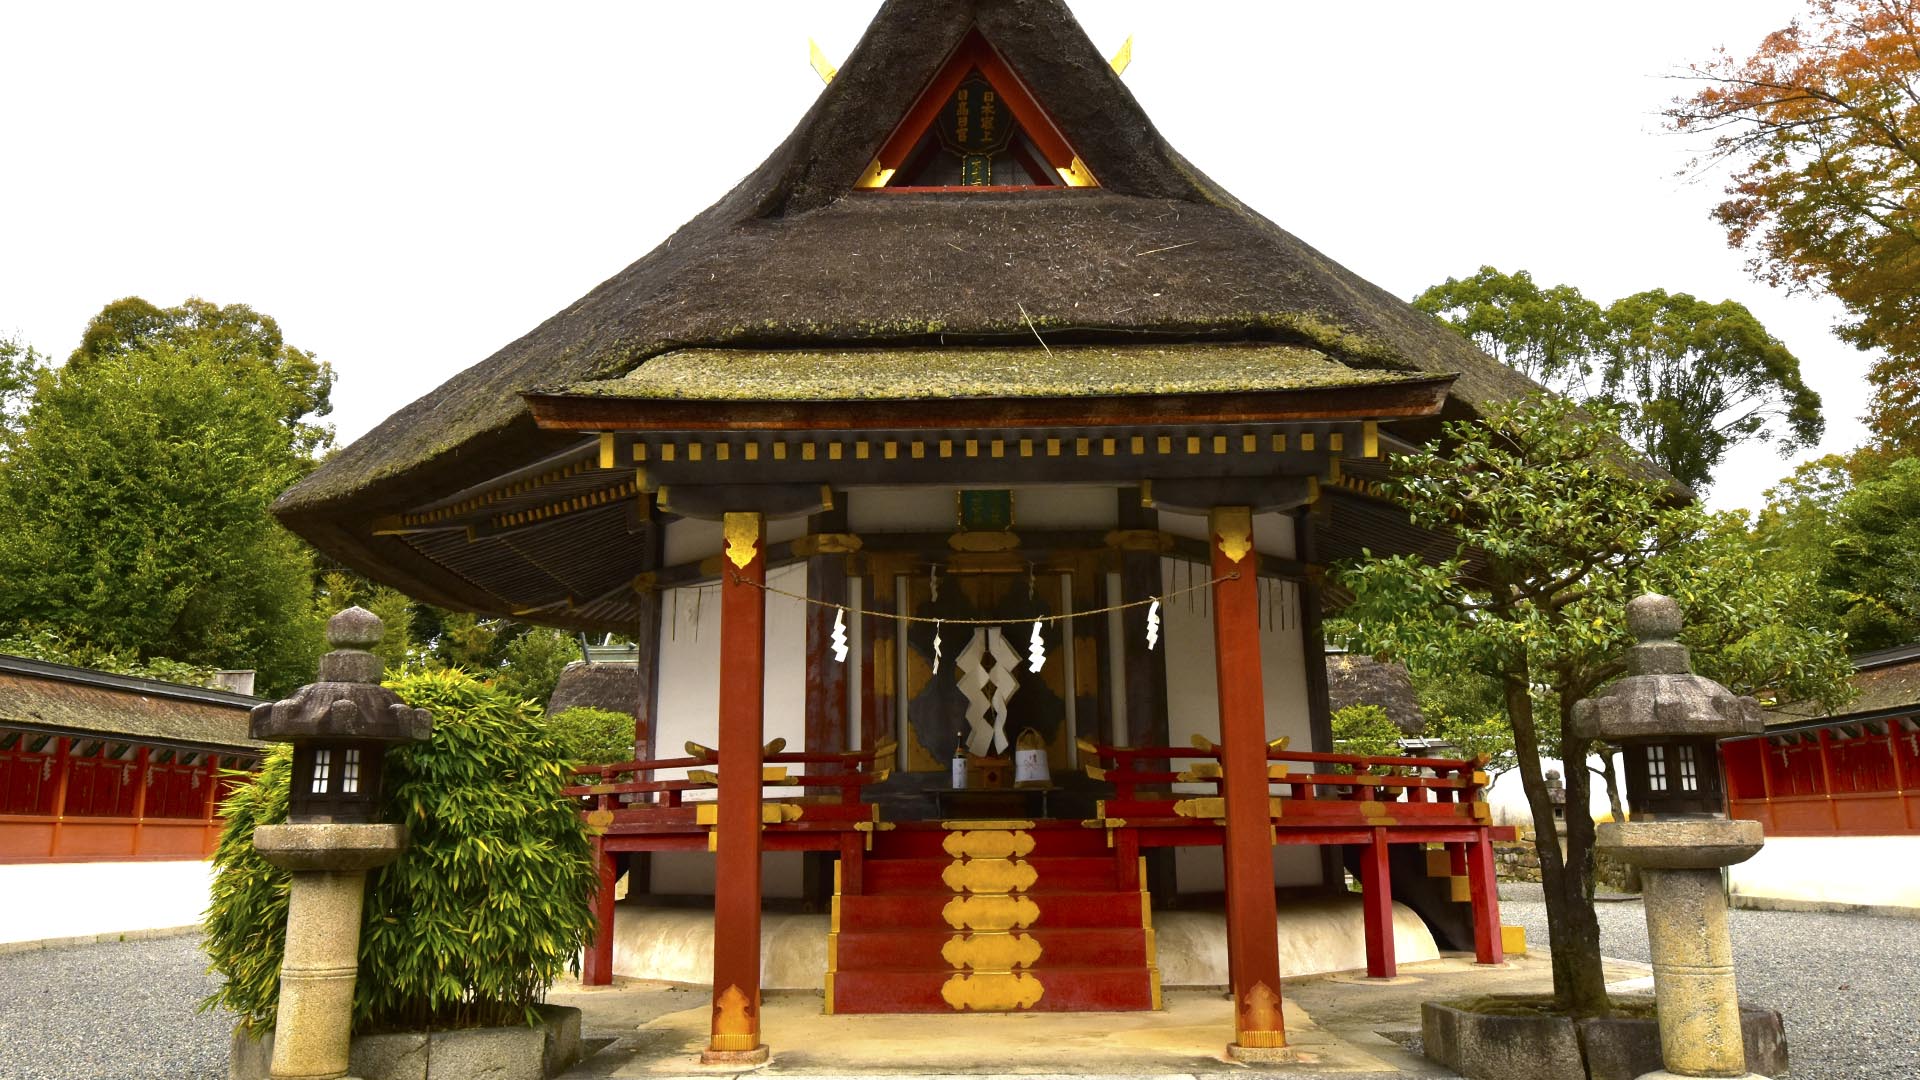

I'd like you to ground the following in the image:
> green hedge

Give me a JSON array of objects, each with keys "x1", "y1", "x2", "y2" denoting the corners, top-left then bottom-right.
[
  {"x1": 202, "y1": 668, "x2": 597, "y2": 1033},
  {"x1": 546, "y1": 706, "x2": 637, "y2": 765}
]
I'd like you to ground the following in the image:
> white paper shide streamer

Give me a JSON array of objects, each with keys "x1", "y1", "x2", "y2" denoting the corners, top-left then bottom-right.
[
  {"x1": 1027, "y1": 620, "x2": 1046, "y2": 673},
  {"x1": 830, "y1": 607, "x2": 849, "y2": 663},
  {"x1": 1146, "y1": 598, "x2": 1161, "y2": 651},
  {"x1": 932, "y1": 620, "x2": 943, "y2": 675},
  {"x1": 956, "y1": 631, "x2": 994, "y2": 757},
  {"x1": 985, "y1": 629, "x2": 1021, "y2": 754}
]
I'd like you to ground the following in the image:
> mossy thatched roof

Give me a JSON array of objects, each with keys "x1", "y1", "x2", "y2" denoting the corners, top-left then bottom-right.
[
  {"x1": 0, "y1": 655, "x2": 263, "y2": 752},
  {"x1": 270, "y1": 0, "x2": 1549, "y2": 617},
  {"x1": 561, "y1": 344, "x2": 1424, "y2": 402}
]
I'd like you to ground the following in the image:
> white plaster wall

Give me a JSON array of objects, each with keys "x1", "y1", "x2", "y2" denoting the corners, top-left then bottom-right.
[
  {"x1": 1006, "y1": 486, "x2": 1118, "y2": 529},
  {"x1": 1155, "y1": 513, "x2": 1319, "y2": 889},
  {"x1": 848, "y1": 488, "x2": 955, "y2": 533},
  {"x1": 650, "y1": 559, "x2": 809, "y2": 898},
  {"x1": 1729, "y1": 836, "x2": 1920, "y2": 913},
  {"x1": 647, "y1": 851, "x2": 807, "y2": 900},
  {"x1": 847, "y1": 485, "x2": 1119, "y2": 533},
  {"x1": 654, "y1": 562, "x2": 809, "y2": 795},
  {"x1": 0, "y1": 860, "x2": 214, "y2": 944},
  {"x1": 1486, "y1": 753, "x2": 1626, "y2": 828},
  {"x1": 608, "y1": 897, "x2": 1436, "y2": 988}
]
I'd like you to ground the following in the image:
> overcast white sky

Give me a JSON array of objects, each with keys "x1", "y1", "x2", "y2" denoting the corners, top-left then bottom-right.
[{"x1": 0, "y1": 1, "x2": 1870, "y2": 513}]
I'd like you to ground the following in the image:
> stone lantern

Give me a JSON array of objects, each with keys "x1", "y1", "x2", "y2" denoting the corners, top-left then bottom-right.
[
  {"x1": 255, "y1": 608, "x2": 430, "y2": 824},
  {"x1": 1570, "y1": 594, "x2": 1769, "y2": 1080},
  {"x1": 248, "y1": 608, "x2": 431, "y2": 1080}
]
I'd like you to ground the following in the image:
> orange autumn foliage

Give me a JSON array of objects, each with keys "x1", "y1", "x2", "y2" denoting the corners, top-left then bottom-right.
[{"x1": 1668, "y1": 1, "x2": 1920, "y2": 449}]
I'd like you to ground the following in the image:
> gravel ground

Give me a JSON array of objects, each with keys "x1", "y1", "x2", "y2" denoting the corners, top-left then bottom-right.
[
  {"x1": 1502, "y1": 888, "x2": 1920, "y2": 1080},
  {"x1": 0, "y1": 933, "x2": 229, "y2": 1080},
  {"x1": 6, "y1": 904, "x2": 1918, "y2": 1079}
]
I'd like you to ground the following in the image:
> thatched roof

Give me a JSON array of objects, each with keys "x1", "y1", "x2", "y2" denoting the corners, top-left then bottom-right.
[
  {"x1": 555, "y1": 344, "x2": 1425, "y2": 403},
  {"x1": 271, "y1": 0, "x2": 1546, "y2": 618},
  {"x1": 1770, "y1": 643, "x2": 1920, "y2": 727},
  {"x1": 0, "y1": 655, "x2": 263, "y2": 753},
  {"x1": 1325, "y1": 654, "x2": 1426, "y2": 736}
]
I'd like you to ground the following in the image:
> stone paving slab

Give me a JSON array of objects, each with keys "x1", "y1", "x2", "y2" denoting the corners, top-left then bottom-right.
[{"x1": 545, "y1": 953, "x2": 1651, "y2": 1078}]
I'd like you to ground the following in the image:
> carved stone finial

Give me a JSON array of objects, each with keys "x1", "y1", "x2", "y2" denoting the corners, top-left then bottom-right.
[
  {"x1": 328, "y1": 606, "x2": 383, "y2": 651},
  {"x1": 1626, "y1": 594, "x2": 1682, "y2": 643},
  {"x1": 1625, "y1": 593, "x2": 1691, "y2": 677}
]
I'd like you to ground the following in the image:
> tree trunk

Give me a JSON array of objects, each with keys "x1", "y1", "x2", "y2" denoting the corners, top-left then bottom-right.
[
  {"x1": 1504, "y1": 670, "x2": 1611, "y2": 1016},
  {"x1": 1593, "y1": 753, "x2": 1625, "y2": 824}
]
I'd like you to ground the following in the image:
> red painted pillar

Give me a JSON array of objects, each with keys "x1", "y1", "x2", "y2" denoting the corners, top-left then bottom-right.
[
  {"x1": 1816, "y1": 729, "x2": 1839, "y2": 832},
  {"x1": 1360, "y1": 826, "x2": 1396, "y2": 978},
  {"x1": 128, "y1": 746, "x2": 151, "y2": 858},
  {"x1": 1208, "y1": 507, "x2": 1287, "y2": 1060},
  {"x1": 202, "y1": 756, "x2": 225, "y2": 858},
  {"x1": 583, "y1": 838, "x2": 618, "y2": 986},
  {"x1": 47, "y1": 737, "x2": 71, "y2": 859},
  {"x1": 705, "y1": 512, "x2": 769, "y2": 1065},
  {"x1": 1467, "y1": 826, "x2": 1505, "y2": 964}
]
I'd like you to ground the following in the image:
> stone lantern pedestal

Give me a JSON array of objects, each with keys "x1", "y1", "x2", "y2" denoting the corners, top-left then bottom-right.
[
  {"x1": 1596, "y1": 819, "x2": 1765, "y2": 1080},
  {"x1": 252, "y1": 824, "x2": 407, "y2": 1080},
  {"x1": 1572, "y1": 595, "x2": 1772, "y2": 1080}
]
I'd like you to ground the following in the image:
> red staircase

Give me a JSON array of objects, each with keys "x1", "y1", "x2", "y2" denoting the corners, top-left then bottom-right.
[{"x1": 828, "y1": 821, "x2": 1161, "y2": 1013}]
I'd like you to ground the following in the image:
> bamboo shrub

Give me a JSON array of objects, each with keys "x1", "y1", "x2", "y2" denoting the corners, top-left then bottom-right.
[{"x1": 201, "y1": 668, "x2": 597, "y2": 1033}]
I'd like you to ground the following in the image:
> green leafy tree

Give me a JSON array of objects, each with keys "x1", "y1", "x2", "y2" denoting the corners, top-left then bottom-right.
[
  {"x1": 1411, "y1": 267, "x2": 1607, "y2": 396},
  {"x1": 1330, "y1": 703, "x2": 1404, "y2": 758},
  {"x1": 0, "y1": 336, "x2": 46, "y2": 452},
  {"x1": 1331, "y1": 395, "x2": 1849, "y2": 1016},
  {"x1": 1758, "y1": 453, "x2": 1920, "y2": 649},
  {"x1": 203, "y1": 669, "x2": 597, "y2": 1033},
  {"x1": 1666, "y1": 1, "x2": 1920, "y2": 448},
  {"x1": 1412, "y1": 670, "x2": 1519, "y2": 777},
  {"x1": 492, "y1": 627, "x2": 583, "y2": 708},
  {"x1": 0, "y1": 626, "x2": 219, "y2": 688},
  {"x1": 547, "y1": 706, "x2": 640, "y2": 765},
  {"x1": 1415, "y1": 268, "x2": 1823, "y2": 492},
  {"x1": 409, "y1": 608, "x2": 581, "y2": 708},
  {"x1": 0, "y1": 339, "x2": 318, "y2": 692},
  {"x1": 72, "y1": 297, "x2": 334, "y2": 455}
]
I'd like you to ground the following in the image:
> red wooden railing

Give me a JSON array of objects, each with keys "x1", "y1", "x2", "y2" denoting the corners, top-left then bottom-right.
[
  {"x1": 0, "y1": 734, "x2": 257, "y2": 863},
  {"x1": 1723, "y1": 730, "x2": 1920, "y2": 836}
]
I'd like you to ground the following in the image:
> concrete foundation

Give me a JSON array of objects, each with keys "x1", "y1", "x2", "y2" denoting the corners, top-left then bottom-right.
[
  {"x1": 603, "y1": 896, "x2": 1437, "y2": 989},
  {"x1": 230, "y1": 1005, "x2": 582, "y2": 1080},
  {"x1": 1420, "y1": 998, "x2": 1786, "y2": 1080}
]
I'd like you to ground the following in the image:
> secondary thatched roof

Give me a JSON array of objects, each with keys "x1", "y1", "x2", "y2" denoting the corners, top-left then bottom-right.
[
  {"x1": 0, "y1": 655, "x2": 263, "y2": 753},
  {"x1": 1770, "y1": 643, "x2": 1920, "y2": 727},
  {"x1": 270, "y1": 0, "x2": 1549, "y2": 619},
  {"x1": 1325, "y1": 654, "x2": 1426, "y2": 736}
]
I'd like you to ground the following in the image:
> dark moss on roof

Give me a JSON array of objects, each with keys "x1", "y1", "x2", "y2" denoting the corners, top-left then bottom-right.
[
  {"x1": 0, "y1": 655, "x2": 262, "y2": 751},
  {"x1": 268, "y1": 0, "x2": 1552, "y2": 617},
  {"x1": 1771, "y1": 647, "x2": 1920, "y2": 725},
  {"x1": 559, "y1": 344, "x2": 1424, "y2": 402}
]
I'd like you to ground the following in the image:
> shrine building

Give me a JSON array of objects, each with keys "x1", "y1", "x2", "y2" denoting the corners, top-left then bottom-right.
[{"x1": 273, "y1": 0, "x2": 1540, "y2": 1062}]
